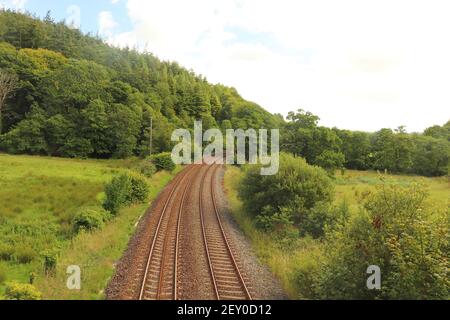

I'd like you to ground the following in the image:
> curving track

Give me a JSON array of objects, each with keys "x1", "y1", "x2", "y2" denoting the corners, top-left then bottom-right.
[
  {"x1": 138, "y1": 165, "x2": 195, "y2": 300},
  {"x1": 199, "y1": 165, "x2": 252, "y2": 300},
  {"x1": 134, "y1": 164, "x2": 251, "y2": 300}
]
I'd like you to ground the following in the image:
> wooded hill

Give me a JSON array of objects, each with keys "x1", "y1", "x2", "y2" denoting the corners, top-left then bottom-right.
[{"x1": 0, "y1": 10, "x2": 282, "y2": 159}]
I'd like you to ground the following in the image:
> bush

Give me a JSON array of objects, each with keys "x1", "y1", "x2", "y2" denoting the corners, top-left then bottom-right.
[
  {"x1": 314, "y1": 183, "x2": 449, "y2": 300},
  {"x1": 103, "y1": 174, "x2": 133, "y2": 215},
  {"x1": 41, "y1": 250, "x2": 58, "y2": 276},
  {"x1": 73, "y1": 207, "x2": 110, "y2": 233},
  {"x1": 137, "y1": 160, "x2": 157, "y2": 178},
  {"x1": 129, "y1": 174, "x2": 150, "y2": 203},
  {"x1": 315, "y1": 150, "x2": 345, "y2": 175},
  {"x1": 4, "y1": 282, "x2": 42, "y2": 300},
  {"x1": 103, "y1": 173, "x2": 150, "y2": 215},
  {"x1": 151, "y1": 153, "x2": 176, "y2": 172},
  {"x1": 238, "y1": 153, "x2": 334, "y2": 236}
]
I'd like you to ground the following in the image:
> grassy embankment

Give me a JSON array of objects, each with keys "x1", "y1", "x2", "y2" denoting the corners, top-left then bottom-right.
[
  {"x1": 224, "y1": 166, "x2": 449, "y2": 299},
  {"x1": 0, "y1": 154, "x2": 179, "y2": 299}
]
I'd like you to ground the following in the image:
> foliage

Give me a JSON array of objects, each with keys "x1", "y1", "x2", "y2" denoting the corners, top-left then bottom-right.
[
  {"x1": 0, "y1": 154, "x2": 177, "y2": 299},
  {"x1": 313, "y1": 184, "x2": 449, "y2": 300},
  {"x1": 129, "y1": 174, "x2": 150, "y2": 203},
  {"x1": 136, "y1": 160, "x2": 157, "y2": 178},
  {"x1": 41, "y1": 249, "x2": 58, "y2": 276},
  {"x1": 315, "y1": 150, "x2": 345, "y2": 175},
  {"x1": 73, "y1": 207, "x2": 110, "y2": 233},
  {"x1": 238, "y1": 153, "x2": 334, "y2": 237},
  {"x1": 103, "y1": 173, "x2": 149, "y2": 215},
  {"x1": 34, "y1": 167, "x2": 178, "y2": 300},
  {"x1": 226, "y1": 165, "x2": 450, "y2": 300},
  {"x1": 151, "y1": 152, "x2": 176, "y2": 172},
  {"x1": 4, "y1": 281, "x2": 42, "y2": 300},
  {"x1": 282, "y1": 110, "x2": 450, "y2": 177},
  {"x1": 103, "y1": 174, "x2": 133, "y2": 215}
]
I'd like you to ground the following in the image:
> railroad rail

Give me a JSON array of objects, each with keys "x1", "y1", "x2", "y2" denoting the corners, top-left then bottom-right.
[
  {"x1": 138, "y1": 165, "x2": 195, "y2": 300},
  {"x1": 200, "y1": 165, "x2": 252, "y2": 300}
]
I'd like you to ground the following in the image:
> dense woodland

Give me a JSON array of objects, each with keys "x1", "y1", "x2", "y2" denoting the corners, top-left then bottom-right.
[
  {"x1": 0, "y1": 10, "x2": 281, "y2": 159},
  {"x1": 0, "y1": 10, "x2": 449, "y2": 177}
]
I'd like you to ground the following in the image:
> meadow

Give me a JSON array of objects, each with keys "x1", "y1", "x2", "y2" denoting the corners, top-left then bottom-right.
[
  {"x1": 224, "y1": 166, "x2": 449, "y2": 299},
  {"x1": 0, "y1": 153, "x2": 178, "y2": 299}
]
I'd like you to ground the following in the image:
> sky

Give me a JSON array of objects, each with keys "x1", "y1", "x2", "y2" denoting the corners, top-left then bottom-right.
[{"x1": 1, "y1": 0, "x2": 449, "y2": 132}]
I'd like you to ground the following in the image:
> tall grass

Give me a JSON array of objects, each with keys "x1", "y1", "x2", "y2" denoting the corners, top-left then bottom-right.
[{"x1": 0, "y1": 153, "x2": 179, "y2": 299}]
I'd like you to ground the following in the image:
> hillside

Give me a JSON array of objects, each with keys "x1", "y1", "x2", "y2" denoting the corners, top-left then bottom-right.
[{"x1": 0, "y1": 10, "x2": 282, "y2": 159}]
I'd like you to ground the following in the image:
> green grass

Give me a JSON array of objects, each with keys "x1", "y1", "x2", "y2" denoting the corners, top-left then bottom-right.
[
  {"x1": 334, "y1": 170, "x2": 449, "y2": 212},
  {"x1": 224, "y1": 166, "x2": 450, "y2": 300},
  {"x1": 0, "y1": 153, "x2": 179, "y2": 299}
]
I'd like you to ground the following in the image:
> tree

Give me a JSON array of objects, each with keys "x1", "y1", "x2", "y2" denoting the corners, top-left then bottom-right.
[
  {"x1": 282, "y1": 110, "x2": 342, "y2": 169},
  {"x1": 0, "y1": 69, "x2": 18, "y2": 134},
  {"x1": 315, "y1": 150, "x2": 345, "y2": 175}
]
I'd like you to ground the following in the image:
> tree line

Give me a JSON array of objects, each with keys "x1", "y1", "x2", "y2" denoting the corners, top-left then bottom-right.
[{"x1": 282, "y1": 110, "x2": 449, "y2": 177}]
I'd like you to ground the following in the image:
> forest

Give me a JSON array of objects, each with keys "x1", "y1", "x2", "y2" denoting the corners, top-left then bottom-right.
[{"x1": 0, "y1": 10, "x2": 448, "y2": 178}]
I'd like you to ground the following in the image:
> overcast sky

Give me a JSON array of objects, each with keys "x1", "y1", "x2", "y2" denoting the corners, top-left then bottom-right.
[{"x1": 2, "y1": 0, "x2": 450, "y2": 132}]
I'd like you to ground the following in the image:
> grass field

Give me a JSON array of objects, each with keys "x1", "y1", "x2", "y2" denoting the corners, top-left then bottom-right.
[
  {"x1": 0, "y1": 153, "x2": 179, "y2": 299},
  {"x1": 224, "y1": 167, "x2": 449, "y2": 299},
  {"x1": 334, "y1": 170, "x2": 449, "y2": 211}
]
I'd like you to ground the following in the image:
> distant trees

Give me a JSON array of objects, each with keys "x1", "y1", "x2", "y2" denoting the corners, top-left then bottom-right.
[
  {"x1": 282, "y1": 109, "x2": 346, "y2": 174},
  {"x1": 424, "y1": 121, "x2": 450, "y2": 141},
  {"x1": 0, "y1": 69, "x2": 18, "y2": 134},
  {"x1": 281, "y1": 109, "x2": 449, "y2": 177}
]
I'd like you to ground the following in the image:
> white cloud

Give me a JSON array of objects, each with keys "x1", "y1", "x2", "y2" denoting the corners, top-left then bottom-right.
[
  {"x1": 110, "y1": 0, "x2": 450, "y2": 132},
  {"x1": 98, "y1": 11, "x2": 118, "y2": 38},
  {"x1": 0, "y1": 0, "x2": 27, "y2": 10}
]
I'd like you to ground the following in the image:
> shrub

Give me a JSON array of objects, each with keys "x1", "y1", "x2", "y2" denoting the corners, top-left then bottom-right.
[
  {"x1": 103, "y1": 174, "x2": 133, "y2": 215},
  {"x1": 41, "y1": 250, "x2": 58, "y2": 276},
  {"x1": 4, "y1": 282, "x2": 42, "y2": 300},
  {"x1": 151, "y1": 152, "x2": 176, "y2": 172},
  {"x1": 315, "y1": 150, "x2": 345, "y2": 175},
  {"x1": 137, "y1": 160, "x2": 157, "y2": 178},
  {"x1": 314, "y1": 183, "x2": 449, "y2": 300},
  {"x1": 238, "y1": 153, "x2": 334, "y2": 236},
  {"x1": 129, "y1": 174, "x2": 150, "y2": 203},
  {"x1": 73, "y1": 207, "x2": 109, "y2": 233},
  {"x1": 103, "y1": 173, "x2": 150, "y2": 215}
]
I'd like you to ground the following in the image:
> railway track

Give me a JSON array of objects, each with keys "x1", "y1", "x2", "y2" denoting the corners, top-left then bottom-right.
[
  {"x1": 138, "y1": 165, "x2": 196, "y2": 300},
  {"x1": 200, "y1": 165, "x2": 252, "y2": 300},
  {"x1": 136, "y1": 164, "x2": 251, "y2": 300}
]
